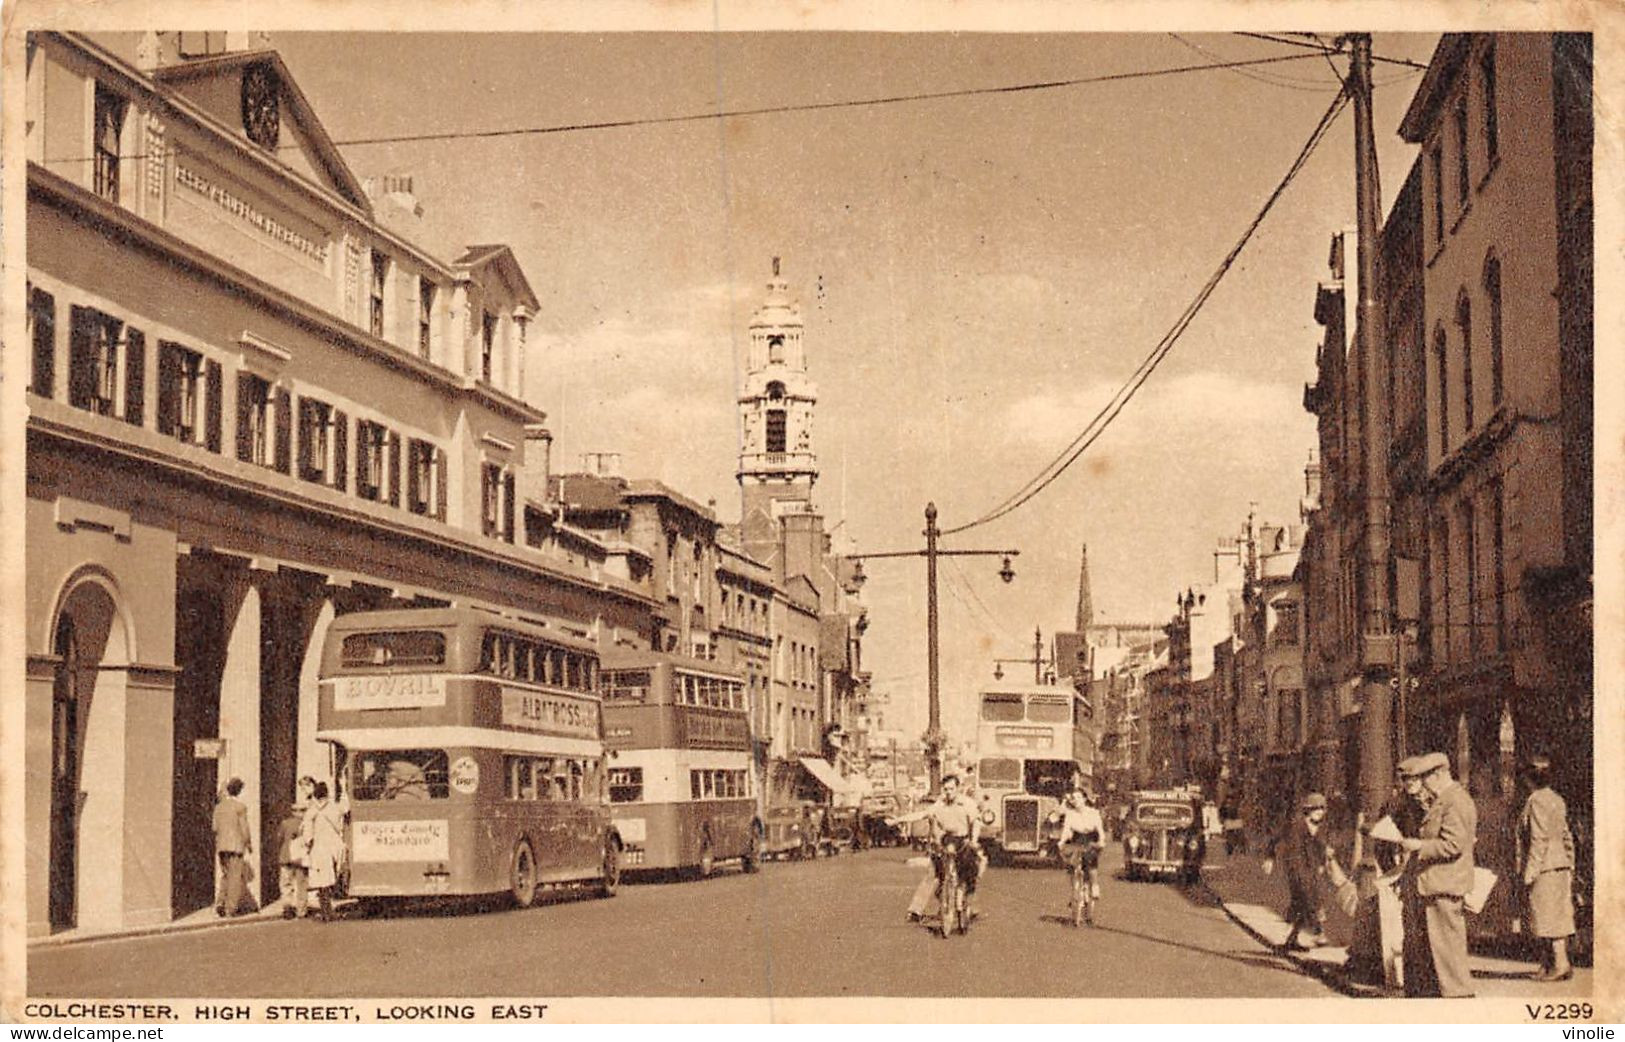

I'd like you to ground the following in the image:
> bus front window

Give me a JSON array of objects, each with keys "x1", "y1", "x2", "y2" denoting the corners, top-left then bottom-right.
[{"x1": 981, "y1": 694, "x2": 1023, "y2": 721}]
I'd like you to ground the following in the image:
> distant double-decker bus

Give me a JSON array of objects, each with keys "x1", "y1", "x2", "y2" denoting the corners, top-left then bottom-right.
[
  {"x1": 972, "y1": 684, "x2": 1089, "y2": 861},
  {"x1": 600, "y1": 649, "x2": 761, "y2": 876},
  {"x1": 317, "y1": 608, "x2": 621, "y2": 910}
]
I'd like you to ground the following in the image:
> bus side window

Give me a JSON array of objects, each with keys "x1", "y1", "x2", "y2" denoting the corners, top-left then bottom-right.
[
  {"x1": 569, "y1": 760, "x2": 583, "y2": 801},
  {"x1": 691, "y1": 772, "x2": 702, "y2": 800}
]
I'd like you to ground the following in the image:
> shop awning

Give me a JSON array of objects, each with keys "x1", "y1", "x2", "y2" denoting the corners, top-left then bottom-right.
[{"x1": 798, "y1": 757, "x2": 852, "y2": 794}]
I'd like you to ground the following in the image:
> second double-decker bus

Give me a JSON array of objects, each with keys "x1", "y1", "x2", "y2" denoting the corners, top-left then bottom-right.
[
  {"x1": 316, "y1": 608, "x2": 622, "y2": 911},
  {"x1": 972, "y1": 683, "x2": 1092, "y2": 862},
  {"x1": 600, "y1": 649, "x2": 761, "y2": 877}
]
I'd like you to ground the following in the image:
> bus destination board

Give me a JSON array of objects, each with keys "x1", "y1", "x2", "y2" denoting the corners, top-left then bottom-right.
[{"x1": 501, "y1": 688, "x2": 600, "y2": 739}]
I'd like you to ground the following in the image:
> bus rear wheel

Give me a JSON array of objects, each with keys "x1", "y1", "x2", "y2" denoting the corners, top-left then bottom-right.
[
  {"x1": 598, "y1": 837, "x2": 622, "y2": 898},
  {"x1": 511, "y1": 840, "x2": 538, "y2": 909}
]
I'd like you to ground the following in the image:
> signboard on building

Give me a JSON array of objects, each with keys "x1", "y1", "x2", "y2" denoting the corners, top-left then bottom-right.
[{"x1": 192, "y1": 738, "x2": 225, "y2": 759}]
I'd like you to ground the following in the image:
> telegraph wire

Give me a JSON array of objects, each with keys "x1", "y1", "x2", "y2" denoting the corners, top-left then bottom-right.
[
  {"x1": 1168, "y1": 33, "x2": 1340, "y2": 92},
  {"x1": 40, "y1": 51, "x2": 1335, "y2": 166},
  {"x1": 1232, "y1": 31, "x2": 1430, "y2": 71},
  {"x1": 941, "y1": 85, "x2": 1351, "y2": 538}
]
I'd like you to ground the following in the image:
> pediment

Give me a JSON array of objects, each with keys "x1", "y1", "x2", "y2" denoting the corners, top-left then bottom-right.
[{"x1": 153, "y1": 50, "x2": 368, "y2": 210}]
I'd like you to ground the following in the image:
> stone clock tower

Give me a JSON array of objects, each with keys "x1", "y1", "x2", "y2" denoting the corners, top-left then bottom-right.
[{"x1": 737, "y1": 259, "x2": 821, "y2": 574}]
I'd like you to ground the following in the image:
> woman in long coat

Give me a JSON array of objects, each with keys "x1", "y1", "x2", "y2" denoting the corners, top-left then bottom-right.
[
  {"x1": 1517, "y1": 756, "x2": 1576, "y2": 981},
  {"x1": 302, "y1": 782, "x2": 346, "y2": 922}
]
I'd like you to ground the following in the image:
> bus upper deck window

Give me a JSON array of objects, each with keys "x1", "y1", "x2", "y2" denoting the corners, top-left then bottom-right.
[{"x1": 341, "y1": 631, "x2": 446, "y2": 669}]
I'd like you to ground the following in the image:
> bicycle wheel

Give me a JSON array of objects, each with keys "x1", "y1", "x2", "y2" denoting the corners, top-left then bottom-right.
[
  {"x1": 939, "y1": 858, "x2": 959, "y2": 938},
  {"x1": 1071, "y1": 867, "x2": 1085, "y2": 928}
]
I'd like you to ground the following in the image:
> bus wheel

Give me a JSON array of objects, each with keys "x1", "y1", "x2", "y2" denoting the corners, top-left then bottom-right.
[
  {"x1": 698, "y1": 836, "x2": 716, "y2": 878},
  {"x1": 598, "y1": 838, "x2": 622, "y2": 898},
  {"x1": 511, "y1": 840, "x2": 539, "y2": 909},
  {"x1": 742, "y1": 823, "x2": 763, "y2": 874}
]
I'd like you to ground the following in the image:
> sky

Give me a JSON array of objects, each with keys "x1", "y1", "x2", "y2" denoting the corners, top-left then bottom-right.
[{"x1": 103, "y1": 27, "x2": 1440, "y2": 745}]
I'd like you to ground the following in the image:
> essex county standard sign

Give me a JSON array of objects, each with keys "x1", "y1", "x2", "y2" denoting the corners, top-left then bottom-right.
[{"x1": 353, "y1": 819, "x2": 450, "y2": 862}]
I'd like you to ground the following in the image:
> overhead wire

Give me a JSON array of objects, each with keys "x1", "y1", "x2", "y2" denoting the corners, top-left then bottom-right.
[
  {"x1": 1167, "y1": 33, "x2": 1340, "y2": 91},
  {"x1": 41, "y1": 51, "x2": 1336, "y2": 166},
  {"x1": 1232, "y1": 31, "x2": 1430, "y2": 71},
  {"x1": 940, "y1": 84, "x2": 1352, "y2": 538}
]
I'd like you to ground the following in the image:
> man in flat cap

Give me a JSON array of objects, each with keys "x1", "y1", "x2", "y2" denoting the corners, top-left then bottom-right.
[
  {"x1": 1264, "y1": 791, "x2": 1334, "y2": 950},
  {"x1": 1397, "y1": 752, "x2": 1478, "y2": 997}
]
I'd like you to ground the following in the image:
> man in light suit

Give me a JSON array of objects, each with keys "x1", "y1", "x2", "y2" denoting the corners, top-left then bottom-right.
[
  {"x1": 212, "y1": 776, "x2": 254, "y2": 917},
  {"x1": 1398, "y1": 752, "x2": 1477, "y2": 997}
]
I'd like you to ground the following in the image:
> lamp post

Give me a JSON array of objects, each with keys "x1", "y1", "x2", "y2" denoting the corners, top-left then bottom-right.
[
  {"x1": 993, "y1": 626, "x2": 1054, "y2": 683},
  {"x1": 847, "y1": 502, "x2": 1018, "y2": 794}
]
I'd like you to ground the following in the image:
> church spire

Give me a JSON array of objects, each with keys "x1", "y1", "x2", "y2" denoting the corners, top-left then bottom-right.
[{"x1": 1075, "y1": 543, "x2": 1095, "y2": 631}]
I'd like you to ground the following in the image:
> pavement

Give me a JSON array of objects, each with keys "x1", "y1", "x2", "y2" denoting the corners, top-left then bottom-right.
[{"x1": 1198, "y1": 847, "x2": 1594, "y2": 999}]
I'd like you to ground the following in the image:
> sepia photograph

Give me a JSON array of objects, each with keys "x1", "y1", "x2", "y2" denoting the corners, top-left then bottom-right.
[{"x1": 3, "y1": 2, "x2": 1615, "y2": 1025}]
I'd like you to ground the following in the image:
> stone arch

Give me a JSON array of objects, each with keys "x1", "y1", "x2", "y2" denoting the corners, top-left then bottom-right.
[{"x1": 47, "y1": 571, "x2": 134, "y2": 932}]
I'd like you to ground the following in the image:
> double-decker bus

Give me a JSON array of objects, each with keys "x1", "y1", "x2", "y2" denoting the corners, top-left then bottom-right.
[
  {"x1": 599, "y1": 649, "x2": 761, "y2": 877},
  {"x1": 316, "y1": 608, "x2": 621, "y2": 910},
  {"x1": 972, "y1": 683, "x2": 1091, "y2": 862}
]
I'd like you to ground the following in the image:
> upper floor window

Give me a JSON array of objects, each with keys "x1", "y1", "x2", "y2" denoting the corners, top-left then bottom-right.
[
  {"x1": 481, "y1": 461, "x2": 514, "y2": 541},
  {"x1": 93, "y1": 85, "x2": 124, "y2": 203},
  {"x1": 237, "y1": 373, "x2": 272, "y2": 466},
  {"x1": 407, "y1": 438, "x2": 446, "y2": 519},
  {"x1": 1272, "y1": 602, "x2": 1300, "y2": 646},
  {"x1": 1430, "y1": 142, "x2": 1444, "y2": 243},
  {"x1": 1456, "y1": 292, "x2": 1474, "y2": 431},
  {"x1": 766, "y1": 409, "x2": 787, "y2": 454},
  {"x1": 29, "y1": 287, "x2": 55, "y2": 398},
  {"x1": 157, "y1": 342, "x2": 222, "y2": 452},
  {"x1": 298, "y1": 396, "x2": 346, "y2": 489},
  {"x1": 1484, "y1": 255, "x2": 1504, "y2": 406},
  {"x1": 369, "y1": 251, "x2": 387, "y2": 338},
  {"x1": 1453, "y1": 95, "x2": 1470, "y2": 208},
  {"x1": 481, "y1": 312, "x2": 496, "y2": 384},
  {"x1": 768, "y1": 335, "x2": 785, "y2": 364},
  {"x1": 68, "y1": 306, "x2": 139, "y2": 422},
  {"x1": 1434, "y1": 326, "x2": 1449, "y2": 455},
  {"x1": 418, "y1": 279, "x2": 435, "y2": 358},
  {"x1": 1480, "y1": 43, "x2": 1499, "y2": 166},
  {"x1": 356, "y1": 420, "x2": 397, "y2": 504}
]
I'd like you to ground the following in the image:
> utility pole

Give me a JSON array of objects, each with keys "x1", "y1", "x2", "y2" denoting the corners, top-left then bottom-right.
[
  {"x1": 847, "y1": 503, "x2": 1018, "y2": 795},
  {"x1": 1350, "y1": 33, "x2": 1395, "y2": 822}
]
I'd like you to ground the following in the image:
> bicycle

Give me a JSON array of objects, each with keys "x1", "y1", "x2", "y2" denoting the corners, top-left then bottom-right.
[
  {"x1": 933, "y1": 834, "x2": 972, "y2": 938},
  {"x1": 1060, "y1": 837, "x2": 1101, "y2": 928}
]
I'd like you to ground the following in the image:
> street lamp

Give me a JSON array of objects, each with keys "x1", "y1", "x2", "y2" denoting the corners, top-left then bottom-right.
[{"x1": 845, "y1": 502, "x2": 1019, "y2": 794}]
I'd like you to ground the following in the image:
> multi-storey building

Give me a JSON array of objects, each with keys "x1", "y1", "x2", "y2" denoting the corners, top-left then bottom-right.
[
  {"x1": 22, "y1": 32, "x2": 656, "y2": 937},
  {"x1": 1397, "y1": 31, "x2": 1593, "y2": 940},
  {"x1": 1233, "y1": 514, "x2": 1308, "y2": 836},
  {"x1": 714, "y1": 531, "x2": 776, "y2": 786}
]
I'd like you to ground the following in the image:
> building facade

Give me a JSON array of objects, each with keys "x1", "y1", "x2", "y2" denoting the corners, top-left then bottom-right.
[
  {"x1": 23, "y1": 32, "x2": 656, "y2": 937},
  {"x1": 1396, "y1": 31, "x2": 1594, "y2": 939}
]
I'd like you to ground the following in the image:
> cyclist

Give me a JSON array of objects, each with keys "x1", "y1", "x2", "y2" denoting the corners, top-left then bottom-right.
[
  {"x1": 890, "y1": 773, "x2": 983, "y2": 923},
  {"x1": 1055, "y1": 782, "x2": 1105, "y2": 924}
]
